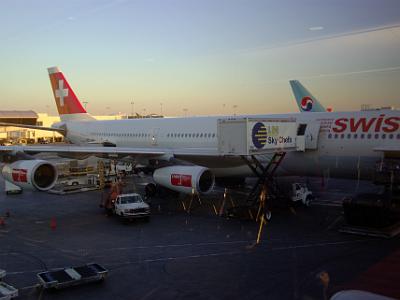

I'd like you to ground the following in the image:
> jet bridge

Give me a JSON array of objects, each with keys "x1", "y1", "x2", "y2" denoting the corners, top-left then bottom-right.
[{"x1": 217, "y1": 117, "x2": 311, "y2": 219}]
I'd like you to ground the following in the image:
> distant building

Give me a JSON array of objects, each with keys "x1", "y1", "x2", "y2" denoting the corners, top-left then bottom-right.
[
  {"x1": 0, "y1": 110, "x2": 42, "y2": 143},
  {"x1": 0, "y1": 110, "x2": 38, "y2": 125}
]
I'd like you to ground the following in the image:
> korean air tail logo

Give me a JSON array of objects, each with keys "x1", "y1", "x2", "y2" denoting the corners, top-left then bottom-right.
[
  {"x1": 300, "y1": 96, "x2": 313, "y2": 111},
  {"x1": 252, "y1": 122, "x2": 267, "y2": 149}
]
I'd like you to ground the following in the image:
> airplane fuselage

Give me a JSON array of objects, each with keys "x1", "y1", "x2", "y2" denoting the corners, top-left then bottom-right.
[{"x1": 62, "y1": 109, "x2": 400, "y2": 180}]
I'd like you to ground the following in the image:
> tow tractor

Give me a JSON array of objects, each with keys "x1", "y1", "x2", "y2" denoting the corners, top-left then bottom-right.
[{"x1": 291, "y1": 183, "x2": 313, "y2": 206}]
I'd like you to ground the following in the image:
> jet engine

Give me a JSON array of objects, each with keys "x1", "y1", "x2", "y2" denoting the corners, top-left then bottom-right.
[
  {"x1": 1, "y1": 160, "x2": 58, "y2": 191},
  {"x1": 153, "y1": 166, "x2": 215, "y2": 194}
]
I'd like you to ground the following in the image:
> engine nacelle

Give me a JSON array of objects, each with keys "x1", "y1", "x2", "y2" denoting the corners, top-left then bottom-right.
[
  {"x1": 153, "y1": 166, "x2": 215, "y2": 194},
  {"x1": 1, "y1": 160, "x2": 58, "y2": 191}
]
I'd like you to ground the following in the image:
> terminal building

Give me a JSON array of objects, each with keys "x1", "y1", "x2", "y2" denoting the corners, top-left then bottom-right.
[{"x1": 0, "y1": 110, "x2": 53, "y2": 144}]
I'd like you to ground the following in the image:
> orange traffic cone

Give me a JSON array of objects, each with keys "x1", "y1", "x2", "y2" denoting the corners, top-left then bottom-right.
[
  {"x1": 0, "y1": 217, "x2": 5, "y2": 227},
  {"x1": 50, "y1": 217, "x2": 57, "y2": 230}
]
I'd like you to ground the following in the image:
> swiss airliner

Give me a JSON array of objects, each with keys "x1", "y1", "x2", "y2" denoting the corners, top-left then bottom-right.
[{"x1": 0, "y1": 67, "x2": 399, "y2": 194}]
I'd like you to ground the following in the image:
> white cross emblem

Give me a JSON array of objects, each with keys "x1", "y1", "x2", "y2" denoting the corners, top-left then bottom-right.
[{"x1": 55, "y1": 80, "x2": 68, "y2": 107}]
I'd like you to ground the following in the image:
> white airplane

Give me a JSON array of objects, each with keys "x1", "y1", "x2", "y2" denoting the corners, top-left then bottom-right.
[{"x1": 0, "y1": 67, "x2": 399, "y2": 194}]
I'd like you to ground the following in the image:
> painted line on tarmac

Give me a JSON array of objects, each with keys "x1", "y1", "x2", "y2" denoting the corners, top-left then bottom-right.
[
  {"x1": 107, "y1": 250, "x2": 242, "y2": 269},
  {"x1": 269, "y1": 238, "x2": 374, "y2": 251},
  {"x1": 58, "y1": 240, "x2": 254, "y2": 255}
]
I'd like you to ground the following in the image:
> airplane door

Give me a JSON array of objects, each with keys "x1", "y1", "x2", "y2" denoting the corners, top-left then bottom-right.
[
  {"x1": 150, "y1": 128, "x2": 160, "y2": 146},
  {"x1": 304, "y1": 122, "x2": 320, "y2": 149}
]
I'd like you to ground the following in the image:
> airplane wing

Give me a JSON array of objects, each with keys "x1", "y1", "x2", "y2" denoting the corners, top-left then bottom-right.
[
  {"x1": 0, "y1": 145, "x2": 220, "y2": 158},
  {"x1": 0, "y1": 122, "x2": 65, "y2": 134},
  {"x1": 374, "y1": 145, "x2": 400, "y2": 153}
]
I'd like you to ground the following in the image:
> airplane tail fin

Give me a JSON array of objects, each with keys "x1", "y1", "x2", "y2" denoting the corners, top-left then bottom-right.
[
  {"x1": 47, "y1": 66, "x2": 95, "y2": 121},
  {"x1": 289, "y1": 80, "x2": 326, "y2": 112}
]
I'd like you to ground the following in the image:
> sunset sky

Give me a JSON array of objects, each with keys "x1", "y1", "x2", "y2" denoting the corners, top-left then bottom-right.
[{"x1": 0, "y1": 0, "x2": 399, "y2": 116}]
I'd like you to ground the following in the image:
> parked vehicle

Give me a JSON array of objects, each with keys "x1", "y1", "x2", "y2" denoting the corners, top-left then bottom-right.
[
  {"x1": 291, "y1": 183, "x2": 313, "y2": 206},
  {"x1": 113, "y1": 193, "x2": 151, "y2": 221}
]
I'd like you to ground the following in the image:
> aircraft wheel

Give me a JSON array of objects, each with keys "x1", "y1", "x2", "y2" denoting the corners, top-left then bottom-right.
[
  {"x1": 265, "y1": 210, "x2": 272, "y2": 221},
  {"x1": 304, "y1": 195, "x2": 313, "y2": 207}
]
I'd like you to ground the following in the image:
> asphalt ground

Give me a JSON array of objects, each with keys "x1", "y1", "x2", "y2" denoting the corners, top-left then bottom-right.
[{"x1": 0, "y1": 175, "x2": 399, "y2": 300}]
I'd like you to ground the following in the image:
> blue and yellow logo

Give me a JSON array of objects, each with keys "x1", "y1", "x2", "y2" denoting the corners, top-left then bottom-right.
[{"x1": 252, "y1": 122, "x2": 267, "y2": 149}]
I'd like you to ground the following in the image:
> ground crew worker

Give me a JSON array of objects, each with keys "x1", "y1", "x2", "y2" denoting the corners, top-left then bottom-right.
[
  {"x1": 258, "y1": 183, "x2": 271, "y2": 221},
  {"x1": 105, "y1": 181, "x2": 119, "y2": 216}
]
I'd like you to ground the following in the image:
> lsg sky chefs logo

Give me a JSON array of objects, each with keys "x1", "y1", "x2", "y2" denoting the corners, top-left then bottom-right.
[{"x1": 251, "y1": 122, "x2": 293, "y2": 149}]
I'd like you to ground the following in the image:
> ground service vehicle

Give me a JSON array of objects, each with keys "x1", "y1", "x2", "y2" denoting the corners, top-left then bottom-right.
[
  {"x1": 291, "y1": 183, "x2": 313, "y2": 206},
  {"x1": 113, "y1": 193, "x2": 150, "y2": 221}
]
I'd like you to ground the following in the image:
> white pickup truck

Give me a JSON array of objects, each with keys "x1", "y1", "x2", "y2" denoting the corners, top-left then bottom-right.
[{"x1": 113, "y1": 193, "x2": 150, "y2": 221}]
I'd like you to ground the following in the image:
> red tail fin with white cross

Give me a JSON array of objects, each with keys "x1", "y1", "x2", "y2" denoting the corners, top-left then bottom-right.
[{"x1": 48, "y1": 66, "x2": 94, "y2": 121}]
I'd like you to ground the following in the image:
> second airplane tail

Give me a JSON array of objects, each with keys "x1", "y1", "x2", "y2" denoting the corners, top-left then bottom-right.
[
  {"x1": 290, "y1": 80, "x2": 326, "y2": 112},
  {"x1": 48, "y1": 66, "x2": 95, "y2": 122}
]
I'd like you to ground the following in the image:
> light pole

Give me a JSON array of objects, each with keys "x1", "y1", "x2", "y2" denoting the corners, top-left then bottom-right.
[
  {"x1": 83, "y1": 101, "x2": 88, "y2": 110},
  {"x1": 233, "y1": 105, "x2": 238, "y2": 116},
  {"x1": 183, "y1": 108, "x2": 188, "y2": 117},
  {"x1": 160, "y1": 103, "x2": 163, "y2": 115},
  {"x1": 131, "y1": 101, "x2": 134, "y2": 117}
]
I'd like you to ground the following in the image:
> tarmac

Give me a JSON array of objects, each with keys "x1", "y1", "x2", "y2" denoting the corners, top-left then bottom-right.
[{"x1": 0, "y1": 174, "x2": 399, "y2": 300}]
